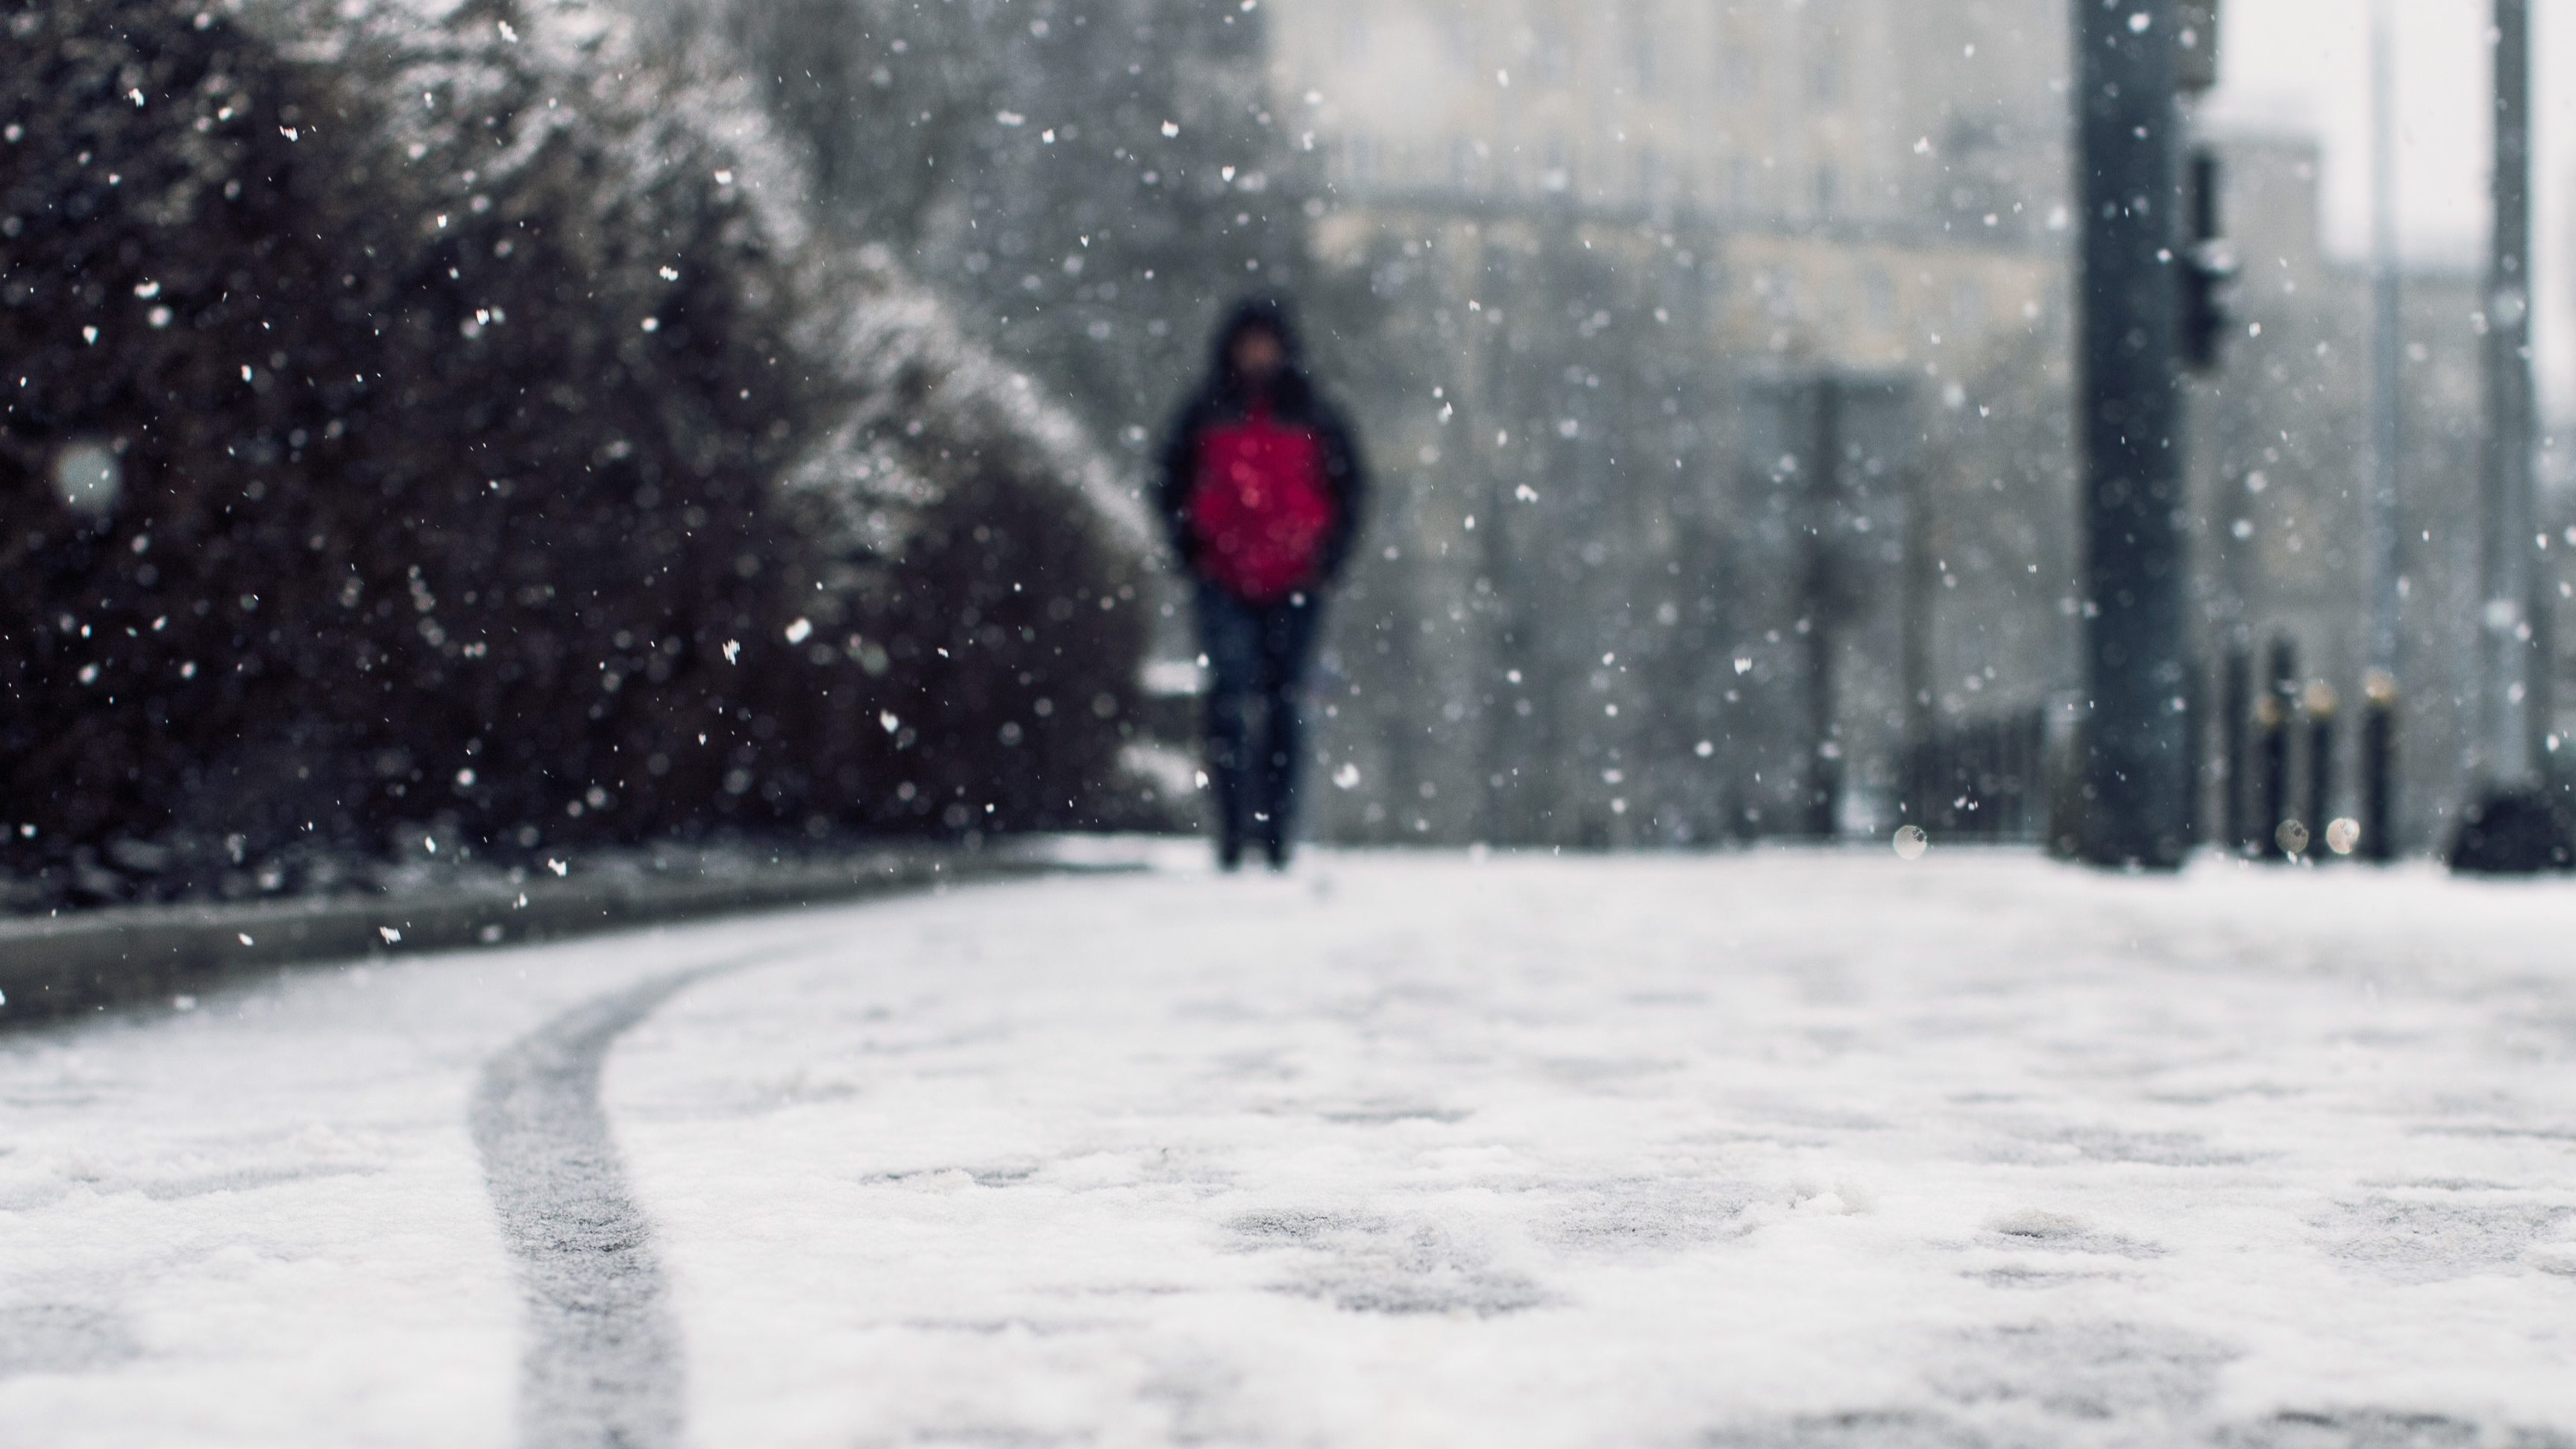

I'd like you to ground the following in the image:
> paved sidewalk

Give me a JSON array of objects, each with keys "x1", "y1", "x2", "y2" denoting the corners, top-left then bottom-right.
[{"x1": 4, "y1": 849, "x2": 2575, "y2": 1448}]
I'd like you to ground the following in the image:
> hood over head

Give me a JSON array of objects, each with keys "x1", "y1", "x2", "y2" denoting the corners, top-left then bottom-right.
[{"x1": 1210, "y1": 295, "x2": 1307, "y2": 388}]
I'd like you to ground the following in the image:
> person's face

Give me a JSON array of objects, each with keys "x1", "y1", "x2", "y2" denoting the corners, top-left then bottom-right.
[{"x1": 1229, "y1": 326, "x2": 1285, "y2": 383}]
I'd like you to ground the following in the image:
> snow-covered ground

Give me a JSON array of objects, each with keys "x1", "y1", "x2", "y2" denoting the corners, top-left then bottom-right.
[{"x1": 5, "y1": 849, "x2": 2576, "y2": 1448}]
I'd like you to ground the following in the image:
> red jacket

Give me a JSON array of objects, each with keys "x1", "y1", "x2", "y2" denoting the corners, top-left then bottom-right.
[{"x1": 1157, "y1": 369, "x2": 1366, "y2": 604}]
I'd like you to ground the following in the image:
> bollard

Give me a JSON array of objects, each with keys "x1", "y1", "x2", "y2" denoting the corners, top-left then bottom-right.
[
  {"x1": 2256, "y1": 692, "x2": 2289, "y2": 860},
  {"x1": 2223, "y1": 646, "x2": 2254, "y2": 853},
  {"x1": 2305, "y1": 681, "x2": 2339, "y2": 863},
  {"x1": 2259, "y1": 638, "x2": 2297, "y2": 860},
  {"x1": 2362, "y1": 668, "x2": 2398, "y2": 862}
]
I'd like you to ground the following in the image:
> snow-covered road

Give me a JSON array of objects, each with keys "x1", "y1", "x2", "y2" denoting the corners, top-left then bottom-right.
[{"x1": 5, "y1": 849, "x2": 2575, "y2": 1448}]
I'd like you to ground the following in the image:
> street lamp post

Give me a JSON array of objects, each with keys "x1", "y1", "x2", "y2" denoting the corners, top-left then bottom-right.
[
  {"x1": 2477, "y1": 0, "x2": 2540, "y2": 794},
  {"x1": 2447, "y1": 0, "x2": 2575, "y2": 873},
  {"x1": 2363, "y1": 0, "x2": 2402, "y2": 862},
  {"x1": 1803, "y1": 376, "x2": 1844, "y2": 839}
]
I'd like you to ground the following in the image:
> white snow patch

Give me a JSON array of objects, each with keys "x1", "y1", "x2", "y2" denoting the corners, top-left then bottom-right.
[
  {"x1": 600, "y1": 854, "x2": 2576, "y2": 1447},
  {"x1": 11, "y1": 852, "x2": 2576, "y2": 1445}
]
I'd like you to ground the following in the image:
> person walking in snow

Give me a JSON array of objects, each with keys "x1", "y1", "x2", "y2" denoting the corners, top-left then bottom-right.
[{"x1": 1157, "y1": 298, "x2": 1367, "y2": 872}]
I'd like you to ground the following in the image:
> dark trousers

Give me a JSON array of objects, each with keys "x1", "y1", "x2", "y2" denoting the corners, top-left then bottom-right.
[{"x1": 1196, "y1": 581, "x2": 1322, "y2": 864}]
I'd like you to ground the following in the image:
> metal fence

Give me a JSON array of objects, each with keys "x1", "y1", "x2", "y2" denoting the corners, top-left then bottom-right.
[{"x1": 1900, "y1": 708, "x2": 2050, "y2": 843}]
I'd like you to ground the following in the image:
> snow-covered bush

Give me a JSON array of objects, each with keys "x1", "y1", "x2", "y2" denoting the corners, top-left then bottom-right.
[
  {"x1": 774, "y1": 249, "x2": 1159, "y2": 832},
  {"x1": 0, "y1": 0, "x2": 1152, "y2": 905}
]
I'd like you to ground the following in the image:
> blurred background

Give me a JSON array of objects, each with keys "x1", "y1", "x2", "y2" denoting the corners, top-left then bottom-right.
[{"x1": 6, "y1": 0, "x2": 2573, "y2": 908}]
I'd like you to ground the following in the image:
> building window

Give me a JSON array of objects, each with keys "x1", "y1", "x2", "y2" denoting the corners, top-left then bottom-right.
[
  {"x1": 1721, "y1": 27, "x2": 1759, "y2": 90},
  {"x1": 1951, "y1": 277, "x2": 1987, "y2": 336},
  {"x1": 1760, "y1": 267, "x2": 1800, "y2": 321},
  {"x1": 1347, "y1": 133, "x2": 1374, "y2": 186},
  {"x1": 1447, "y1": 18, "x2": 1477, "y2": 75},
  {"x1": 1815, "y1": 163, "x2": 1838, "y2": 216},
  {"x1": 1537, "y1": 25, "x2": 1573, "y2": 88},
  {"x1": 1866, "y1": 267, "x2": 1898, "y2": 330},
  {"x1": 1729, "y1": 157, "x2": 1757, "y2": 210}
]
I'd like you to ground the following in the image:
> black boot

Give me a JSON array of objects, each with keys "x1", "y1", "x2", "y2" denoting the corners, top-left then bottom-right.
[{"x1": 1206, "y1": 693, "x2": 1254, "y2": 874}]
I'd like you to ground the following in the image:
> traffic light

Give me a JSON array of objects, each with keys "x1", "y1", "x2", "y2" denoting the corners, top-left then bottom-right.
[
  {"x1": 2176, "y1": 2, "x2": 2221, "y2": 95},
  {"x1": 2181, "y1": 148, "x2": 2235, "y2": 373}
]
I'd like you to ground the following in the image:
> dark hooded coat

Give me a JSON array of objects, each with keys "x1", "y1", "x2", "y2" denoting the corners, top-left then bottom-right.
[{"x1": 1156, "y1": 298, "x2": 1367, "y2": 595}]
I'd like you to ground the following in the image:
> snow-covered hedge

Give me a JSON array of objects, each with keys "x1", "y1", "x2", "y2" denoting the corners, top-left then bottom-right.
[{"x1": 0, "y1": 0, "x2": 1152, "y2": 908}]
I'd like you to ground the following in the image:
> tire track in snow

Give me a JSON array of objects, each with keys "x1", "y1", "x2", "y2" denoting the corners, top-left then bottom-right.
[
  {"x1": 468, "y1": 864, "x2": 1120, "y2": 1446},
  {"x1": 470, "y1": 949, "x2": 782, "y2": 1449}
]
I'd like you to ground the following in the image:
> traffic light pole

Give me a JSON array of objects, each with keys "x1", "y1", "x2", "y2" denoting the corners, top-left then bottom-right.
[{"x1": 2074, "y1": 0, "x2": 2193, "y2": 867}]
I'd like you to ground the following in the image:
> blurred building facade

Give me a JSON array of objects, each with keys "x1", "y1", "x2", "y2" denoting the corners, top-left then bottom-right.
[
  {"x1": 1264, "y1": 0, "x2": 2526, "y2": 855},
  {"x1": 1268, "y1": 0, "x2": 2082, "y2": 846}
]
